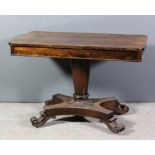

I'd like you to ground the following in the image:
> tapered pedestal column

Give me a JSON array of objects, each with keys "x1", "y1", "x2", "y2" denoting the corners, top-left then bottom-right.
[
  {"x1": 30, "y1": 59, "x2": 129, "y2": 134},
  {"x1": 72, "y1": 59, "x2": 90, "y2": 99}
]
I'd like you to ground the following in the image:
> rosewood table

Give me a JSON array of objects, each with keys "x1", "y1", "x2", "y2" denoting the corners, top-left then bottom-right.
[{"x1": 9, "y1": 31, "x2": 147, "y2": 133}]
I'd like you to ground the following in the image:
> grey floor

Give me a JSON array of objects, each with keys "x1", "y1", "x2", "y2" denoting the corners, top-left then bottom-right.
[{"x1": 0, "y1": 102, "x2": 155, "y2": 140}]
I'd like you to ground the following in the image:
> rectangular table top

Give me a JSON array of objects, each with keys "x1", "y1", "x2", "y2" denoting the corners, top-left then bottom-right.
[{"x1": 9, "y1": 31, "x2": 147, "y2": 61}]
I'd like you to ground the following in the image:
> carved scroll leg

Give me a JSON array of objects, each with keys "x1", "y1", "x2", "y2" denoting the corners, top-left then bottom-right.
[
  {"x1": 31, "y1": 100, "x2": 125, "y2": 133},
  {"x1": 30, "y1": 111, "x2": 53, "y2": 128},
  {"x1": 105, "y1": 117, "x2": 125, "y2": 134},
  {"x1": 99, "y1": 97, "x2": 129, "y2": 115},
  {"x1": 92, "y1": 101, "x2": 125, "y2": 134},
  {"x1": 45, "y1": 94, "x2": 73, "y2": 106}
]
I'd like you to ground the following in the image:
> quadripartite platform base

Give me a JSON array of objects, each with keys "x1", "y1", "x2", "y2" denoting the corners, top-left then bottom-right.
[{"x1": 30, "y1": 94, "x2": 129, "y2": 134}]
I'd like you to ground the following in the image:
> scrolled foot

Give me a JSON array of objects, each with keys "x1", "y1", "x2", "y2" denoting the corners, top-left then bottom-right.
[
  {"x1": 30, "y1": 111, "x2": 49, "y2": 128},
  {"x1": 98, "y1": 98, "x2": 129, "y2": 115},
  {"x1": 118, "y1": 104, "x2": 129, "y2": 114},
  {"x1": 106, "y1": 117, "x2": 125, "y2": 134}
]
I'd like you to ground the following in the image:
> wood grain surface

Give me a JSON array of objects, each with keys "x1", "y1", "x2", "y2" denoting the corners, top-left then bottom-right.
[{"x1": 9, "y1": 31, "x2": 147, "y2": 61}]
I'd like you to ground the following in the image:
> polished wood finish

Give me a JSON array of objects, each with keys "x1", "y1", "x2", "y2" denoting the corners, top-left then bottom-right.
[
  {"x1": 11, "y1": 46, "x2": 143, "y2": 61},
  {"x1": 72, "y1": 59, "x2": 90, "y2": 99},
  {"x1": 9, "y1": 31, "x2": 147, "y2": 134},
  {"x1": 32, "y1": 94, "x2": 128, "y2": 133},
  {"x1": 9, "y1": 31, "x2": 147, "y2": 61}
]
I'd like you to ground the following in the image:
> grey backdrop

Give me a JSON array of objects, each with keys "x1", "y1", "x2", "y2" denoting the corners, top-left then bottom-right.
[{"x1": 0, "y1": 15, "x2": 154, "y2": 102}]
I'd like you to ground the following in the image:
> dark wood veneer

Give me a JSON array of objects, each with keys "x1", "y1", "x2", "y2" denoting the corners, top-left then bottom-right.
[
  {"x1": 10, "y1": 31, "x2": 147, "y2": 61},
  {"x1": 9, "y1": 31, "x2": 147, "y2": 134}
]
